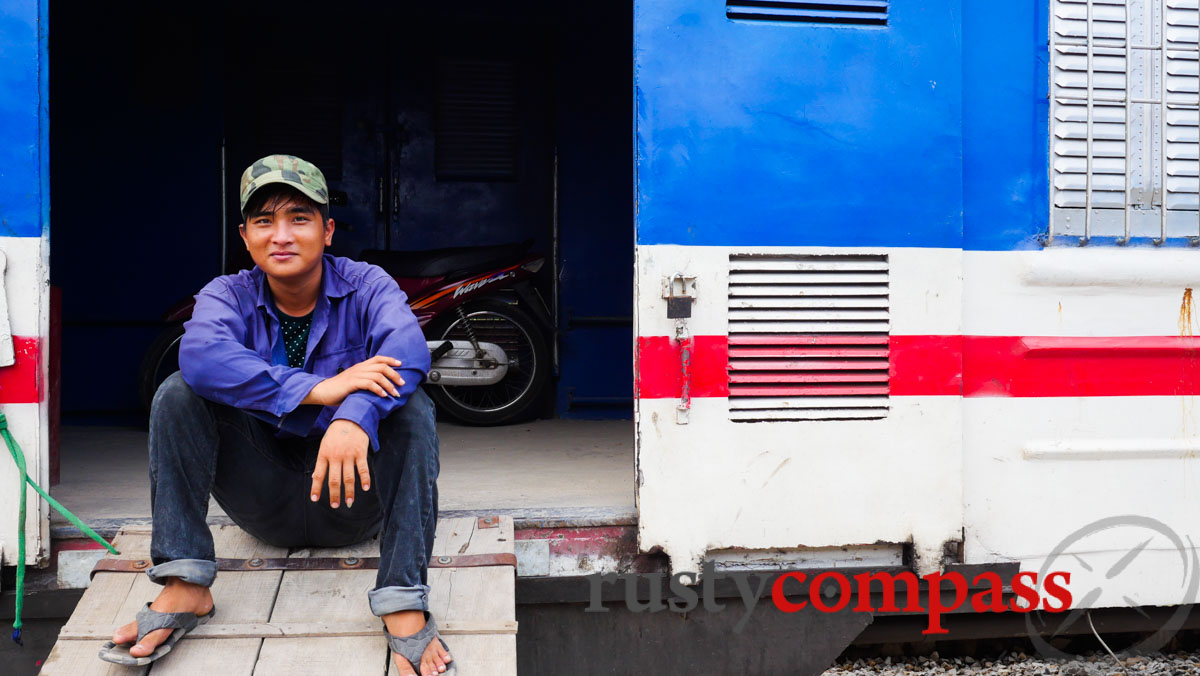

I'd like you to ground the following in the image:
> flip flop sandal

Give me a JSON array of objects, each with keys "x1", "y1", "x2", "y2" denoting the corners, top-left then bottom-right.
[
  {"x1": 97, "y1": 602, "x2": 217, "y2": 666},
  {"x1": 384, "y1": 610, "x2": 457, "y2": 676}
]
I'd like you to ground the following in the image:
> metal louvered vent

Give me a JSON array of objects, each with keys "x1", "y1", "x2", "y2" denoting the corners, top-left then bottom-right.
[
  {"x1": 1049, "y1": 0, "x2": 1199, "y2": 242},
  {"x1": 727, "y1": 254, "x2": 889, "y2": 422},
  {"x1": 726, "y1": 1, "x2": 889, "y2": 26},
  {"x1": 436, "y1": 59, "x2": 519, "y2": 181}
]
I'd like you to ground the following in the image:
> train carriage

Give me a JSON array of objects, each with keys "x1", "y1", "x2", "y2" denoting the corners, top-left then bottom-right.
[{"x1": 1, "y1": 0, "x2": 1199, "y2": 668}]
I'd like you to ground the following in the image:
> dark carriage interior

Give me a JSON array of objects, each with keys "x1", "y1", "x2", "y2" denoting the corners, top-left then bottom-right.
[{"x1": 48, "y1": 0, "x2": 633, "y2": 425}]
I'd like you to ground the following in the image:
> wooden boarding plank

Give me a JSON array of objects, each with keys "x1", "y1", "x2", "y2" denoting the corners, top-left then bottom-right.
[
  {"x1": 42, "y1": 531, "x2": 152, "y2": 675},
  {"x1": 59, "y1": 619, "x2": 517, "y2": 640},
  {"x1": 445, "y1": 567, "x2": 515, "y2": 626},
  {"x1": 147, "y1": 638, "x2": 260, "y2": 675},
  {"x1": 64, "y1": 531, "x2": 150, "y2": 629},
  {"x1": 258, "y1": 532, "x2": 390, "y2": 673},
  {"x1": 148, "y1": 526, "x2": 286, "y2": 676},
  {"x1": 444, "y1": 517, "x2": 516, "y2": 625},
  {"x1": 65, "y1": 575, "x2": 136, "y2": 630},
  {"x1": 51, "y1": 526, "x2": 281, "y2": 676},
  {"x1": 48, "y1": 517, "x2": 517, "y2": 676},
  {"x1": 386, "y1": 634, "x2": 517, "y2": 676},
  {"x1": 205, "y1": 524, "x2": 287, "y2": 625},
  {"x1": 432, "y1": 516, "x2": 476, "y2": 556},
  {"x1": 61, "y1": 526, "x2": 286, "y2": 633},
  {"x1": 40, "y1": 641, "x2": 148, "y2": 676},
  {"x1": 255, "y1": 636, "x2": 389, "y2": 674},
  {"x1": 460, "y1": 516, "x2": 515, "y2": 556},
  {"x1": 427, "y1": 517, "x2": 479, "y2": 624},
  {"x1": 426, "y1": 568, "x2": 453, "y2": 623}
]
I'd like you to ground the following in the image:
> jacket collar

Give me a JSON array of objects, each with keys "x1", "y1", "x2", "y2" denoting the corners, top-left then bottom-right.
[{"x1": 253, "y1": 254, "x2": 355, "y2": 309}]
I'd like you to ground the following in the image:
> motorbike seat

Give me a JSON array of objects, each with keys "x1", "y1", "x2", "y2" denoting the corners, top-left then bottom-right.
[{"x1": 360, "y1": 239, "x2": 532, "y2": 279}]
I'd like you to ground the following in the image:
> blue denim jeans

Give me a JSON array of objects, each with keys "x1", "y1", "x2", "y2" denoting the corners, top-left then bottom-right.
[{"x1": 146, "y1": 371, "x2": 439, "y2": 616}]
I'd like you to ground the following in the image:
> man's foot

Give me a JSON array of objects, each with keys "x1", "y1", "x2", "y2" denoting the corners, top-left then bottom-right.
[
  {"x1": 383, "y1": 610, "x2": 453, "y2": 676},
  {"x1": 110, "y1": 578, "x2": 213, "y2": 658}
]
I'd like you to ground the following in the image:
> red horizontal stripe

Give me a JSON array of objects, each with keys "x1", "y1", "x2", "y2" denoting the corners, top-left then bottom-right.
[
  {"x1": 889, "y1": 335, "x2": 963, "y2": 396},
  {"x1": 963, "y1": 336, "x2": 1200, "y2": 397},
  {"x1": 0, "y1": 336, "x2": 41, "y2": 404},
  {"x1": 638, "y1": 334, "x2": 1200, "y2": 399},
  {"x1": 635, "y1": 335, "x2": 730, "y2": 398}
]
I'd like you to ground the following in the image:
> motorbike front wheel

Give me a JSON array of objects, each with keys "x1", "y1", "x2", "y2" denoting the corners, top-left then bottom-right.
[
  {"x1": 138, "y1": 321, "x2": 186, "y2": 414},
  {"x1": 425, "y1": 298, "x2": 550, "y2": 426}
]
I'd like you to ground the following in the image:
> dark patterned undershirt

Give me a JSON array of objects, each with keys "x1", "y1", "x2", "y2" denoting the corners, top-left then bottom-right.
[{"x1": 275, "y1": 305, "x2": 314, "y2": 368}]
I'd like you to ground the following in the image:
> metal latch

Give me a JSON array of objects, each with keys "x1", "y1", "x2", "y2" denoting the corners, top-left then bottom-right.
[
  {"x1": 662, "y1": 274, "x2": 696, "y2": 319},
  {"x1": 662, "y1": 274, "x2": 696, "y2": 424}
]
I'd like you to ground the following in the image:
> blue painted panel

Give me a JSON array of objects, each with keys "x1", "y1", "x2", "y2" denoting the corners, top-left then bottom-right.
[
  {"x1": 555, "y1": 2, "x2": 634, "y2": 419},
  {"x1": 961, "y1": 0, "x2": 1050, "y2": 251},
  {"x1": 0, "y1": 0, "x2": 46, "y2": 238},
  {"x1": 634, "y1": 1, "x2": 963, "y2": 249}
]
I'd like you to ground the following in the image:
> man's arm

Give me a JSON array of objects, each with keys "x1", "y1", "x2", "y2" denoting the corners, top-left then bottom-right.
[
  {"x1": 178, "y1": 279, "x2": 324, "y2": 422},
  {"x1": 330, "y1": 273, "x2": 431, "y2": 451}
]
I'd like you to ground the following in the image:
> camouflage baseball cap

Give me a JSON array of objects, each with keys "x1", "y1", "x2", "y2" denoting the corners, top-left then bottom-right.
[{"x1": 238, "y1": 154, "x2": 329, "y2": 214}]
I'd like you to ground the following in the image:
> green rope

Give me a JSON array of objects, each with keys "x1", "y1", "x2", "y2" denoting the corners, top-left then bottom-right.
[{"x1": 0, "y1": 411, "x2": 118, "y2": 645}]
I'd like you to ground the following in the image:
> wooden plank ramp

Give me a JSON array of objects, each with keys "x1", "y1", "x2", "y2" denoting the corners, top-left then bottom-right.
[{"x1": 41, "y1": 516, "x2": 517, "y2": 675}]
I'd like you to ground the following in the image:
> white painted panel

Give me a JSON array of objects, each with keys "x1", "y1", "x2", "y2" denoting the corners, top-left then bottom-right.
[
  {"x1": 0, "y1": 236, "x2": 49, "y2": 566},
  {"x1": 637, "y1": 396, "x2": 963, "y2": 577},
  {"x1": 0, "y1": 250, "x2": 12, "y2": 367},
  {"x1": 0, "y1": 403, "x2": 46, "y2": 566},
  {"x1": 0, "y1": 237, "x2": 45, "y2": 337},
  {"x1": 636, "y1": 245, "x2": 962, "y2": 578},
  {"x1": 964, "y1": 396, "x2": 1200, "y2": 608},
  {"x1": 636, "y1": 246, "x2": 961, "y2": 338},
  {"x1": 964, "y1": 249, "x2": 1200, "y2": 336}
]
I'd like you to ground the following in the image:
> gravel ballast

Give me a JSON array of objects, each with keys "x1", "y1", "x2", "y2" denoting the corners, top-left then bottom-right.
[{"x1": 823, "y1": 649, "x2": 1200, "y2": 675}]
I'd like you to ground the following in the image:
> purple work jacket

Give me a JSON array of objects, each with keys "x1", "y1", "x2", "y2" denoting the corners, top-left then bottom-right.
[{"x1": 178, "y1": 254, "x2": 431, "y2": 451}]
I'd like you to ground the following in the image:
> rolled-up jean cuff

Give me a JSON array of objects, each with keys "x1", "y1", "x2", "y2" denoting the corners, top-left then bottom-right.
[
  {"x1": 368, "y1": 584, "x2": 431, "y2": 616},
  {"x1": 146, "y1": 559, "x2": 218, "y2": 587}
]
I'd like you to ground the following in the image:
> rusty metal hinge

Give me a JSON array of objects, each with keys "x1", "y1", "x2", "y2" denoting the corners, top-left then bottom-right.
[{"x1": 662, "y1": 274, "x2": 696, "y2": 424}]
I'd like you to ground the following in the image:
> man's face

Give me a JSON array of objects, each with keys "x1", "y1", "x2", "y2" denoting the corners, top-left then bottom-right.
[{"x1": 239, "y1": 192, "x2": 334, "y2": 282}]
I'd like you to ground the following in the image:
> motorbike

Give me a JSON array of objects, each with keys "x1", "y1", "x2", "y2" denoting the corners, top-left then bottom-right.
[{"x1": 138, "y1": 239, "x2": 553, "y2": 426}]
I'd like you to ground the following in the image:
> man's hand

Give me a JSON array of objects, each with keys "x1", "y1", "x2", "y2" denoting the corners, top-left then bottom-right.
[
  {"x1": 303, "y1": 355, "x2": 405, "y2": 407},
  {"x1": 310, "y1": 419, "x2": 371, "y2": 508}
]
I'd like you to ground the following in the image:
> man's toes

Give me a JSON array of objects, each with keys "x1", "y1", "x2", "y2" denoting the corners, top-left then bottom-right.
[
  {"x1": 422, "y1": 653, "x2": 446, "y2": 675},
  {"x1": 128, "y1": 628, "x2": 173, "y2": 657}
]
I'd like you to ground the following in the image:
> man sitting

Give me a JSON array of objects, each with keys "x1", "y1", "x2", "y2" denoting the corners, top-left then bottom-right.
[{"x1": 100, "y1": 154, "x2": 454, "y2": 675}]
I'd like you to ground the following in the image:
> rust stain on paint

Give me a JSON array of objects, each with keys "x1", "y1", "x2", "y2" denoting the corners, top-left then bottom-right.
[{"x1": 1181, "y1": 288, "x2": 1195, "y2": 337}]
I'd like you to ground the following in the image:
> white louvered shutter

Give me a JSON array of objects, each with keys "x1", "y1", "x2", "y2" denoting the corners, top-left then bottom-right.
[
  {"x1": 1166, "y1": 0, "x2": 1200, "y2": 215},
  {"x1": 1050, "y1": 0, "x2": 1200, "y2": 241}
]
